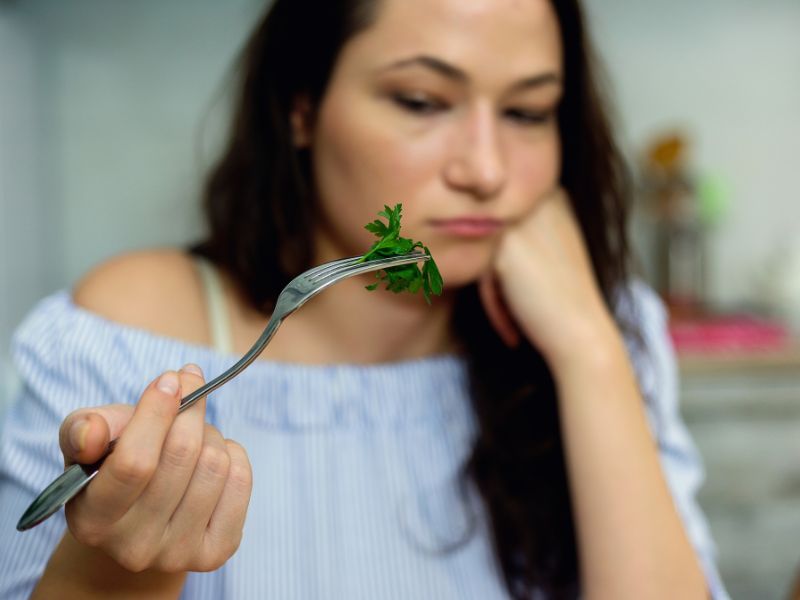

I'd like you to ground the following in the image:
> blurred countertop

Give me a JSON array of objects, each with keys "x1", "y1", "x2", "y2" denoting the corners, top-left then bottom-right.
[{"x1": 679, "y1": 342, "x2": 800, "y2": 376}]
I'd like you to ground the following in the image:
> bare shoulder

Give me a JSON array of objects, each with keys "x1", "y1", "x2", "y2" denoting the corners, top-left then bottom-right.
[{"x1": 72, "y1": 248, "x2": 209, "y2": 344}]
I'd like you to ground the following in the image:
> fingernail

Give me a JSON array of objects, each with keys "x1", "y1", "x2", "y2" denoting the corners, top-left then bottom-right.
[
  {"x1": 157, "y1": 372, "x2": 180, "y2": 396},
  {"x1": 180, "y1": 363, "x2": 203, "y2": 378},
  {"x1": 69, "y1": 419, "x2": 89, "y2": 454}
]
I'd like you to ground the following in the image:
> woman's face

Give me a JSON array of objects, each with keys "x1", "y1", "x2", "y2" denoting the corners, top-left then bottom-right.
[{"x1": 303, "y1": 0, "x2": 563, "y2": 288}]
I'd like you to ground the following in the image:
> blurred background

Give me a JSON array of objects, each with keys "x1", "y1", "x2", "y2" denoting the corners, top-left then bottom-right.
[{"x1": 1, "y1": 0, "x2": 799, "y2": 597}]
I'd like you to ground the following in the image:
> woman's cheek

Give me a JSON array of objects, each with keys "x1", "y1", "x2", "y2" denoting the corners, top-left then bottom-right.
[
  {"x1": 322, "y1": 119, "x2": 437, "y2": 207},
  {"x1": 511, "y1": 142, "x2": 560, "y2": 212},
  {"x1": 365, "y1": 124, "x2": 451, "y2": 196},
  {"x1": 311, "y1": 117, "x2": 392, "y2": 243}
]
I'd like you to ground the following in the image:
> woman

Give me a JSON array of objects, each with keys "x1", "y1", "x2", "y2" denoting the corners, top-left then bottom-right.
[{"x1": 0, "y1": 0, "x2": 728, "y2": 598}]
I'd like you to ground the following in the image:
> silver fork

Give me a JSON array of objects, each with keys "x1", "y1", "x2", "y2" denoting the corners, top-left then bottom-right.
[{"x1": 17, "y1": 251, "x2": 429, "y2": 531}]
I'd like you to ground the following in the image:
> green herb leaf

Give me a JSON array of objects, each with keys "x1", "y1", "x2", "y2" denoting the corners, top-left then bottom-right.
[
  {"x1": 422, "y1": 246, "x2": 443, "y2": 295},
  {"x1": 359, "y1": 203, "x2": 443, "y2": 303}
]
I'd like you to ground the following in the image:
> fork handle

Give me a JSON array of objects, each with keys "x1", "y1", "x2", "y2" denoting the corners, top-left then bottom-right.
[
  {"x1": 16, "y1": 316, "x2": 285, "y2": 532},
  {"x1": 15, "y1": 370, "x2": 232, "y2": 532},
  {"x1": 16, "y1": 441, "x2": 116, "y2": 531}
]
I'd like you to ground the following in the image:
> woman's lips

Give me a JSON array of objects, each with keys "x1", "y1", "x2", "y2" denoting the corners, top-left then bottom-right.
[{"x1": 430, "y1": 217, "x2": 504, "y2": 238}]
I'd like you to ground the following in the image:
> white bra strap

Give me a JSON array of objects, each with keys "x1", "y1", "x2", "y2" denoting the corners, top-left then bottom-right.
[{"x1": 195, "y1": 257, "x2": 234, "y2": 355}]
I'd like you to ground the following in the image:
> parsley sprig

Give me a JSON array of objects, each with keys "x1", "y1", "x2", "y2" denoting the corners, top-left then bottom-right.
[{"x1": 358, "y1": 204, "x2": 443, "y2": 304}]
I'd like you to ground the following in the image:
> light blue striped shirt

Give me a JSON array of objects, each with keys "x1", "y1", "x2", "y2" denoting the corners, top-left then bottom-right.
[{"x1": 0, "y1": 283, "x2": 729, "y2": 599}]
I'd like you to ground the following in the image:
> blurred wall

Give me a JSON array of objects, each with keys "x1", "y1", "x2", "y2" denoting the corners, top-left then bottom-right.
[
  {"x1": 585, "y1": 0, "x2": 800, "y2": 306},
  {"x1": 14, "y1": 0, "x2": 265, "y2": 289},
  {"x1": 0, "y1": 4, "x2": 50, "y2": 408},
  {"x1": 0, "y1": 0, "x2": 263, "y2": 408}
]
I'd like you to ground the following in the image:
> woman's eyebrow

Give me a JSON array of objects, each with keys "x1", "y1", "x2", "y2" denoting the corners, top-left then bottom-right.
[
  {"x1": 378, "y1": 54, "x2": 562, "y2": 91},
  {"x1": 509, "y1": 72, "x2": 562, "y2": 93},
  {"x1": 381, "y1": 55, "x2": 467, "y2": 81}
]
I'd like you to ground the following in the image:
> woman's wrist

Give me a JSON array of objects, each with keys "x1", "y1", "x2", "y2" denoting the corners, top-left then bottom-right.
[
  {"x1": 541, "y1": 310, "x2": 628, "y2": 385},
  {"x1": 32, "y1": 531, "x2": 187, "y2": 600}
]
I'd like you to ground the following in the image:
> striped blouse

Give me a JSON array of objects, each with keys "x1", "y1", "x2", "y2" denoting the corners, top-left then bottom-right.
[{"x1": 0, "y1": 281, "x2": 729, "y2": 599}]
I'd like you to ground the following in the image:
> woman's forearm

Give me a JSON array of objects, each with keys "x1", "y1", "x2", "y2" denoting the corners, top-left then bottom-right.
[
  {"x1": 32, "y1": 531, "x2": 187, "y2": 600},
  {"x1": 551, "y1": 322, "x2": 707, "y2": 600}
]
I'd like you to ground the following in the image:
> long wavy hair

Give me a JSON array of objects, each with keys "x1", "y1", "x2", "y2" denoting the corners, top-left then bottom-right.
[{"x1": 192, "y1": 0, "x2": 635, "y2": 597}]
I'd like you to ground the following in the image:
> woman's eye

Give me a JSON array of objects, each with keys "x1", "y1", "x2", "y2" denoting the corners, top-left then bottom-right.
[
  {"x1": 392, "y1": 94, "x2": 446, "y2": 115},
  {"x1": 505, "y1": 108, "x2": 555, "y2": 126}
]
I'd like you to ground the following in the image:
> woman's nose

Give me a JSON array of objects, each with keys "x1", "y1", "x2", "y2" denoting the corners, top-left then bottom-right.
[{"x1": 443, "y1": 105, "x2": 507, "y2": 200}]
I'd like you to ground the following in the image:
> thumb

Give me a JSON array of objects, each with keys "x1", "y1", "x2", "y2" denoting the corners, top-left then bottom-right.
[
  {"x1": 59, "y1": 403, "x2": 135, "y2": 467},
  {"x1": 478, "y1": 272, "x2": 521, "y2": 348}
]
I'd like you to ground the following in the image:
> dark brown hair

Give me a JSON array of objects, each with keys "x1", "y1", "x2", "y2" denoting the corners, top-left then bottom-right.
[{"x1": 192, "y1": 1, "x2": 635, "y2": 597}]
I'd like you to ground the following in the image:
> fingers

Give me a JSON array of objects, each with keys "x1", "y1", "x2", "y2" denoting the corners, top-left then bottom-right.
[
  {"x1": 62, "y1": 363, "x2": 251, "y2": 573},
  {"x1": 478, "y1": 272, "x2": 521, "y2": 348},
  {"x1": 59, "y1": 405, "x2": 135, "y2": 466},
  {"x1": 201, "y1": 439, "x2": 252, "y2": 567},
  {"x1": 163, "y1": 425, "x2": 232, "y2": 564},
  {"x1": 77, "y1": 369, "x2": 184, "y2": 524},
  {"x1": 130, "y1": 365, "x2": 208, "y2": 529}
]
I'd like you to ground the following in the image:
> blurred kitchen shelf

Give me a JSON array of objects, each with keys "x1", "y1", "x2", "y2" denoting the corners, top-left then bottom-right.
[
  {"x1": 679, "y1": 344, "x2": 800, "y2": 376},
  {"x1": 678, "y1": 344, "x2": 800, "y2": 413}
]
